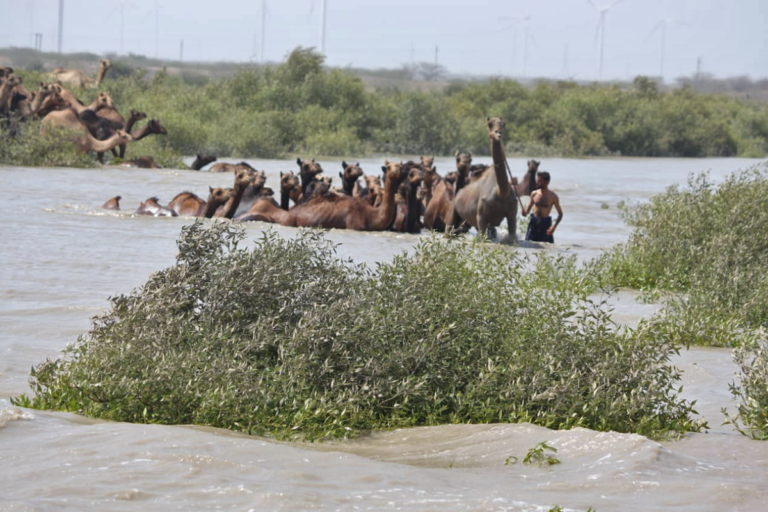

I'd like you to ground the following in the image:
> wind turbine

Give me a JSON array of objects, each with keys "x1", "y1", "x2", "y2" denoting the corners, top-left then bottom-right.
[
  {"x1": 309, "y1": 0, "x2": 328, "y2": 55},
  {"x1": 587, "y1": 0, "x2": 625, "y2": 80},
  {"x1": 500, "y1": 11, "x2": 534, "y2": 77},
  {"x1": 105, "y1": 0, "x2": 136, "y2": 55},
  {"x1": 250, "y1": 0, "x2": 267, "y2": 63},
  {"x1": 644, "y1": 18, "x2": 687, "y2": 81}
]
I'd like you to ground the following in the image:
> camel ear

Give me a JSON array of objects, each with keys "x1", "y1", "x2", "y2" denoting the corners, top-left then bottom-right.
[
  {"x1": 454, "y1": 150, "x2": 459, "y2": 158},
  {"x1": 381, "y1": 166, "x2": 387, "y2": 174},
  {"x1": 535, "y1": 160, "x2": 540, "y2": 165},
  {"x1": 384, "y1": 159, "x2": 389, "y2": 165},
  {"x1": 311, "y1": 158, "x2": 315, "y2": 163},
  {"x1": 296, "y1": 158, "x2": 302, "y2": 166},
  {"x1": 280, "y1": 171, "x2": 283, "y2": 177},
  {"x1": 339, "y1": 172, "x2": 344, "y2": 179},
  {"x1": 341, "y1": 161, "x2": 347, "y2": 169},
  {"x1": 432, "y1": 166, "x2": 436, "y2": 172},
  {"x1": 209, "y1": 186, "x2": 214, "y2": 193},
  {"x1": 356, "y1": 162, "x2": 360, "y2": 168},
  {"x1": 486, "y1": 116, "x2": 490, "y2": 123},
  {"x1": 468, "y1": 152, "x2": 472, "y2": 158}
]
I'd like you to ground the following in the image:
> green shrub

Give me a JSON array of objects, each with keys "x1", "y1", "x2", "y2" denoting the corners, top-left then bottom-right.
[
  {"x1": 596, "y1": 164, "x2": 768, "y2": 346},
  {"x1": 724, "y1": 332, "x2": 768, "y2": 439},
  {"x1": 0, "y1": 120, "x2": 96, "y2": 168},
  {"x1": 14, "y1": 222, "x2": 703, "y2": 440}
]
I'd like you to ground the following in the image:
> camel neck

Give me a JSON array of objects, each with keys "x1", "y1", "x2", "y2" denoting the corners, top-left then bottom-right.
[
  {"x1": 218, "y1": 181, "x2": 249, "y2": 220},
  {"x1": 455, "y1": 166, "x2": 469, "y2": 194},
  {"x1": 280, "y1": 188, "x2": 292, "y2": 210},
  {"x1": 130, "y1": 123, "x2": 153, "y2": 141},
  {"x1": 490, "y1": 138, "x2": 511, "y2": 198},
  {"x1": 342, "y1": 176, "x2": 356, "y2": 195},
  {"x1": 405, "y1": 181, "x2": 421, "y2": 233},
  {"x1": 201, "y1": 197, "x2": 221, "y2": 218},
  {"x1": 125, "y1": 115, "x2": 143, "y2": 134},
  {"x1": 59, "y1": 89, "x2": 87, "y2": 115},
  {"x1": 96, "y1": 66, "x2": 107, "y2": 86},
  {"x1": 77, "y1": 131, "x2": 122, "y2": 153},
  {"x1": 372, "y1": 173, "x2": 399, "y2": 230}
]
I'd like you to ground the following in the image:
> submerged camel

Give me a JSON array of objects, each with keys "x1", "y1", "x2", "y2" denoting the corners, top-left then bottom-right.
[
  {"x1": 450, "y1": 117, "x2": 517, "y2": 243},
  {"x1": 168, "y1": 187, "x2": 235, "y2": 217}
]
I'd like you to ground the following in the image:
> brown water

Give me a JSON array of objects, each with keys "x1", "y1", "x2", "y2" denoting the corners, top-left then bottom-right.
[{"x1": 1, "y1": 156, "x2": 767, "y2": 511}]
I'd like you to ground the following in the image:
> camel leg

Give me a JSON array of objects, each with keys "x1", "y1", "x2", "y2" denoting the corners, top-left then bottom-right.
[
  {"x1": 111, "y1": 147, "x2": 119, "y2": 158},
  {"x1": 96, "y1": 151, "x2": 105, "y2": 164},
  {"x1": 448, "y1": 207, "x2": 465, "y2": 237},
  {"x1": 476, "y1": 202, "x2": 491, "y2": 241},
  {"x1": 500, "y1": 212, "x2": 518, "y2": 245},
  {"x1": 118, "y1": 143, "x2": 126, "y2": 159}
]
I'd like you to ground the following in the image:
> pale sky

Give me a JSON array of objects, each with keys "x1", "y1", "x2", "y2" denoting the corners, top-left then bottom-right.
[{"x1": 1, "y1": 0, "x2": 766, "y2": 81}]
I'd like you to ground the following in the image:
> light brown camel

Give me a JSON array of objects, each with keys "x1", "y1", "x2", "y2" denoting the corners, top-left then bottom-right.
[
  {"x1": 54, "y1": 84, "x2": 114, "y2": 113},
  {"x1": 0, "y1": 75, "x2": 22, "y2": 114},
  {"x1": 208, "y1": 161, "x2": 255, "y2": 173},
  {"x1": 135, "y1": 197, "x2": 177, "y2": 217},
  {"x1": 190, "y1": 154, "x2": 217, "y2": 171},
  {"x1": 13, "y1": 82, "x2": 58, "y2": 119},
  {"x1": 41, "y1": 108, "x2": 135, "y2": 157},
  {"x1": 72, "y1": 129, "x2": 133, "y2": 154},
  {"x1": 102, "y1": 195, "x2": 121, "y2": 210},
  {"x1": 364, "y1": 175, "x2": 383, "y2": 207},
  {"x1": 168, "y1": 187, "x2": 235, "y2": 217},
  {"x1": 423, "y1": 152, "x2": 470, "y2": 232},
  {"x1": 279, "y1": 171, "x2": 302, "y2": 209},
  {"x1": 214, "y1": 168, "x2": 258, "y2": 219},
  {"x1": 339, "y1": 161, "x2": 364, "y2": 195},
  {"x1": 450, "y1": 117, "x2": 517, "y2": 243},
  {"x1": 48, "y1": 59, "x2": 111, "y2": 89},
  {"x1": 95, "y1": 108, "x2": 147, "y2": 162}
]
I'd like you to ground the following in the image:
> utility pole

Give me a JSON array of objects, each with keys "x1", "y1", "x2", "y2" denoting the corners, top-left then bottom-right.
[
  {"x1": 434, "y1": 45, "x2": 439, "y2": 66},
  {"x1": 696, "y1": 56, "x2": 702, "y2": 80},
  {"x1": 562, "y1": 43, "x2": 569, "y2": 79},
  {"x1": 179, "y1": 40, "x2": 184, "y2": 62},
  {"x1": 120, "y1": 1, "x2": 125, "y2": 55},
  {"x1": 35, "y1": 33, "x2": 43, "y2": 52},
  {"x1": 57, "y1": 0, "x2": 64, "y2": 53}
]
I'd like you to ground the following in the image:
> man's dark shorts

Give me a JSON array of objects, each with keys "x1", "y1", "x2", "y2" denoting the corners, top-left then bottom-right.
[{"x1": 525, "y1": 214, "x2": 554, "y2": 243}]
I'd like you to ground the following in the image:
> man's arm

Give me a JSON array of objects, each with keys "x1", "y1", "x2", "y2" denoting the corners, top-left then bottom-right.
[
  {"x1": 546, "y1": 194, "x2": 563, "y2": 235},
  {"x1": 521, "y1": 192, "x2": 535, "y2": 217}
]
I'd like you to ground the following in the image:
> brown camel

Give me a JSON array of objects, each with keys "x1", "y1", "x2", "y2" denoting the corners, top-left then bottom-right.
[
  {"x1": 450, "y1": 117, "x2": 517, "y2": 243},
  {"x1": 102, "y1": 195, "x2": 121, "y2": 210},
  {"x1": 135, "y1": 197, "x2": 177, "y2": 217},
  {"x1": 190, "y1": 154, "x2": 217, "y2": 171},
  {"x1": 289, "y1": 160, "x2": 406, "y2": 230},
  {"x1": 297, "y1": 158, "x2": 324, "y2": 196},
  {"x1": 422, "y1": 152, "x2": 471, "y2": 233},
  {"x1": 364, "y1": 175, "x2": 383, "y2": 207},
  {"x1": 339, "y1": 161, "x2": 364, "y2": 195},
  {"x1": 122, "y1": 156, "x2": 160, "y2": 169},
  {"x1": 232, "y1": 169, "x2": 268, "y2": 217},
  {"x1": 13, "y1": 82, "x2": 58, "y2": 119},
  {"x1": 94, "y1": 108, "x2": 146, "y2": 162},
  {"x1": 0, "y1": 75, "x2": 22, "y2": 114},
  {"x1": 208, "y1": 161, "x2": 255, "y2": 173},
  {"x1": 48, "y1": 59, "x2": 111, "y2": 89},
  {"x1": 72, "y1": 128, "x2": 133, "y2": 154},
  {"x1": 214, "y1": 168, "x2": 258, "y2": 219},
  {"x1": 512, "y1": 160, "x2": 540, "y2": 197},
  {"x1": 54, "y1": 85, "x2": 114, "y2": 113},
  {"x1": 279, "y1": 171, "x2": 302, "y2": 209},
  {"x1": 393, "y1": 165, "x2": 426, "y2": 233},
  {"x1": 168, "y1": 187, "x2": 235, "y2": 217}
]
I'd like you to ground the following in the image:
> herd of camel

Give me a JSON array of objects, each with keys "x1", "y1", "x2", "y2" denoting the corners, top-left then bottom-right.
[
  {"x1": 103, "y1": 118, "x2": 540, "y2": 242},
  {"x1": 1, "y1": 62, "x2": 541, "y2": 242},
  {"x1": 0, "y1": 60, "x2": 166, "y2": 165}
]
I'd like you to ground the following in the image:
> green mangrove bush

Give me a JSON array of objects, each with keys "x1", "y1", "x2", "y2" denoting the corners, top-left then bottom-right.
[
  {"x1": 724, "y1": 332, "x2": 768, "y2": 440},
  {"x1": 0, "y1": 120, "x2": 96, "y2": 168},
  {"x1": 596, "y1": 165, "x2": 768, "y2": 346},
  {"x1": 14, "y1": 222, "x2": 703, "y2": 440}
]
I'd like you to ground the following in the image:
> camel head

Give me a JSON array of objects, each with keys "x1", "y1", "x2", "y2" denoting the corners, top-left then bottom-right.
[
  {"x1": 297, "y1": 158, "x2": 323, "y2": 181},
  {"x1": 422, "y1": 165, "x2": 439, "y2": 188},
  {"x1": 260, "y1": 187, "x2": 275, "y2": 197},
  {"x1": 99, "y1": 59, "x2": 112, "y2": 72},
  {"x1": 420, "y1": 155, "x2": 435, "y2": 171},
  {"x1": 247, "y1": 169, "x2": 267, "y2": 190},
  {"x1": 381, "y1": 160, "x2": 407, "y2": 188},
  {"x1": 234, "y1": 168, "x2": 255, "y2": 188},
  {"x1": 316, "y1": 175, "x2": 333, "y2": 186},
  {"x1": 2, "y1": 74, "x2": 22, "y2": 88},
  {"x1": 0, "y1": 67, "x2": 13, "y2": 78},
  {"x1": 455, "y1": 151, "x2": 472, "y2": 172},
  {"x1": 146, "y1": 119, "x2": 168, "y2": 135},
  {"x1": 280, "y1": 171, "x2": 301, "y2": 193},
  {"x1": 486, "y1": 116, "x2": 506, "y2": 142},
  {"x1": 445, "y1": 170, "x2": 459, "y2": 185},
  {"x1": 340, "y1": 161, "x2": 364, "y2": 183},
  {"x1": 129, "y1": 109, "x2": 148, "y2": 123},
  {"x1": 527, "y1": 159, "x2": 540, "y2": 173},
  {"x1": 208, "y1": 186, "x2": 235, "y2": 204},
  {"x1": 95, "y1": 91, "x2": 114, "y2": 110},
  {"x1": 407, "y1": 165, "x2": 426, "y2": 186},
  {"x1": 193, "y1": 154, "x2": 217, "y2": 168}
]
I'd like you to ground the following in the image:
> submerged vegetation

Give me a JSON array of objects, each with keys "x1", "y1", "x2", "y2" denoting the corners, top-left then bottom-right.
[
  {"x1": 3, "y1": 47, "x2": 767, "y2": 167},
  {"x1": 724, "y1": 333, "x2": 768, "y2": 440},
  {"x1": 12, "y1": 222, "x2": 703, "y2": 440}
]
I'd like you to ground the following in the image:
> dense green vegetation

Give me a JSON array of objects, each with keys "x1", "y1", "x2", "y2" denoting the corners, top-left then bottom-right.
[
  {"x1": 596, "y1": 165, "x2": 768, "y2": 347},
  {"x1": 4, "y1": 47, "x2": 767, "y2": 165},
  {"x1": 0, "y1": 120, "x2": 96, "y2": 168},
  {"x1": 12, "y1": 222, "x2": 703, "y2": 440}
]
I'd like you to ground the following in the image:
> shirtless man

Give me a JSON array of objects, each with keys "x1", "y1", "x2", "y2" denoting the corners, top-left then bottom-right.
[{"x1": 520, "y1": 171, "x2": 563, "y2": 243}]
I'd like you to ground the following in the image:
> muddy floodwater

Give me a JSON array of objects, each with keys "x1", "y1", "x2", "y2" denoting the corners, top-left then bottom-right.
[{"x1": 1, "y1": 156, "x2": 767, "y2": 511}]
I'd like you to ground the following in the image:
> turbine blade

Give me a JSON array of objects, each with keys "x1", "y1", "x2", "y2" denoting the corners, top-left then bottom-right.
[
  {"x1": 308, "y1": 0, "x2": 315, "y2": 18},
  {"x1": 587, "y1": 0, "x2": 599, "y2": 10},
  {"x1": 498, "y1": 25, "x2": 514, "y2": 33},
  {"x1": 643, "y1": 21, "x2": 663, "y2": 44},
  {"x1": 104, "y1": 2, "x2": 120, "y2": 21},
  {"x1": 529, "y1": 33, "x2": 537, "y2": 47},
  {"x1": 609, "y1": 0, "x2": 624, "y2": 8},
  {"x1": 593, "y1": 16, "x2": 602, "y2": 47}
]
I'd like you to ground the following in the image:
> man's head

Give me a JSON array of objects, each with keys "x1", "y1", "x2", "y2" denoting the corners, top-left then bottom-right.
[{"x1": 536, "y1": 171, "x2": 551, "y2": 189}]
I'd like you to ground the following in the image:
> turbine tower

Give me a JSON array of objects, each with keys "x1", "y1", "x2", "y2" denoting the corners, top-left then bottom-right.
[
  {"x1": 587, "y1": 0, "x2": 625, "y2": 80},
  {"x1": 309, "y1": 0, "x2": 328, "y2": 55},
  {"x1": 644, "y1": 18, "x2": 687, "y2": 81},
  {"x1": 57, "y1": 0, "x2": 64, "y2": 53},
  {"x1": 500, "y1": 11, "x2": 533, "y2": 77}
]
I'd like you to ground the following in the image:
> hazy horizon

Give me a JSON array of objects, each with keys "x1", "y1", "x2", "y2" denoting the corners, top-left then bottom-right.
[{"x1": 1, "y1": 0, "x2": 766, "y2": 81}]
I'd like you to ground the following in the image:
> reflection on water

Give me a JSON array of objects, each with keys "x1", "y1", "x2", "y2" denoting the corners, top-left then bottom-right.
[{"x1": 0, "y1": 156, "x2": 765, "y2": 511}]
